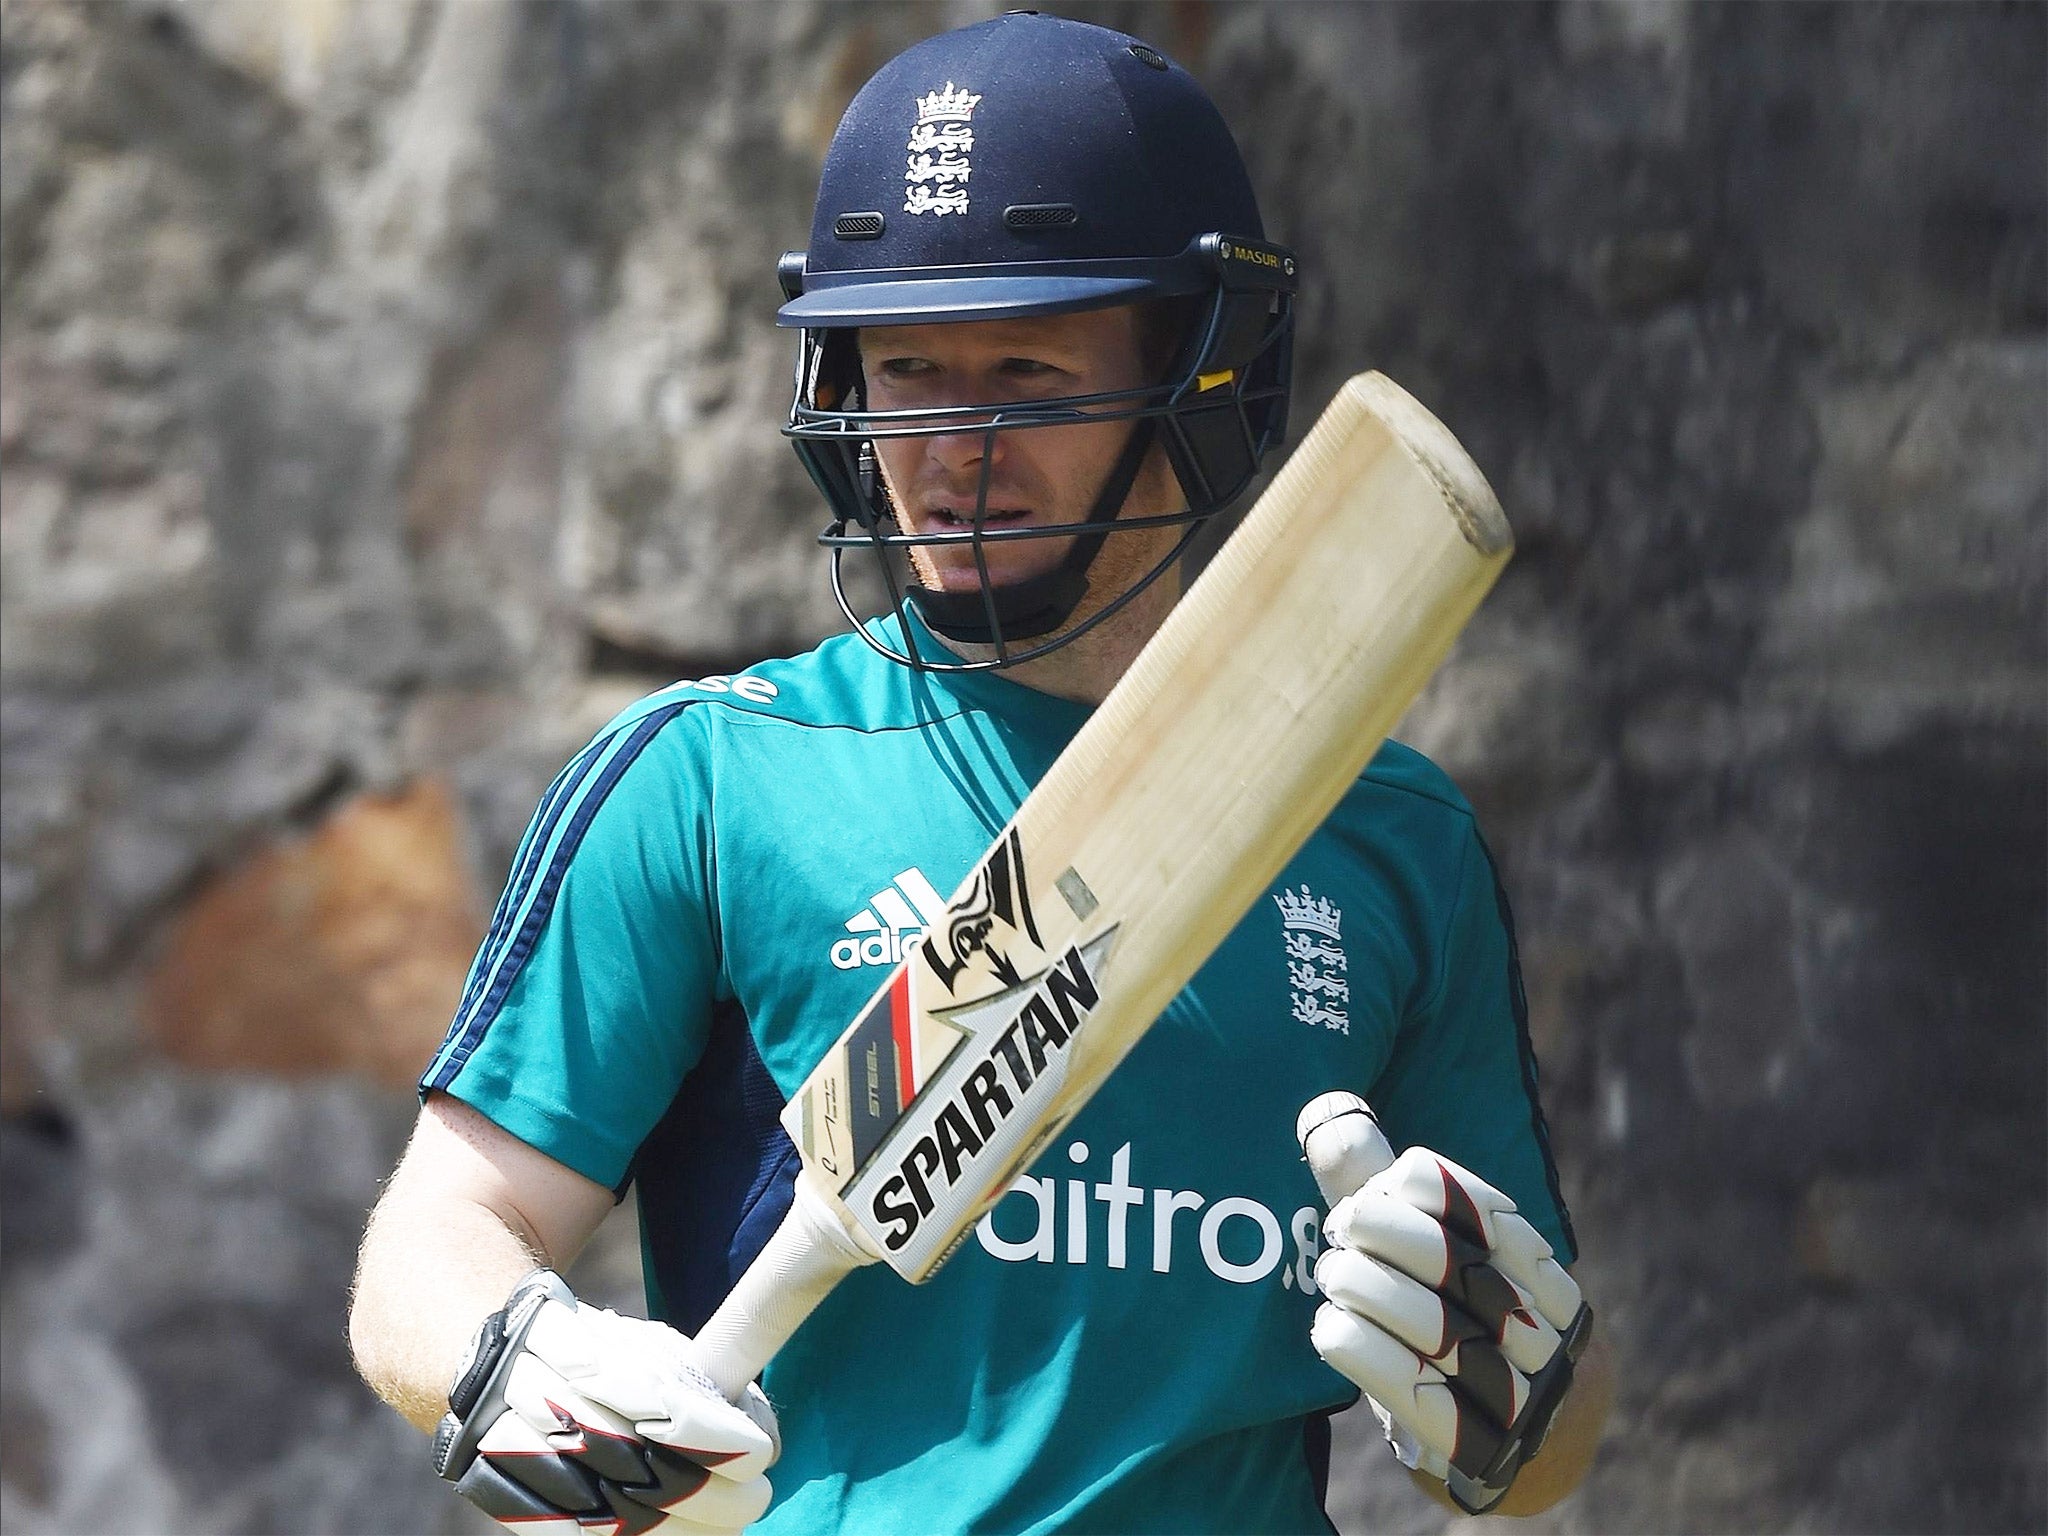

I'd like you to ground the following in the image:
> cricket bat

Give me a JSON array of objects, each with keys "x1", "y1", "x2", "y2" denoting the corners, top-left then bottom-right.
[{"x1": 694, "y1": 371, "x2": 1512, "y2": 1400}]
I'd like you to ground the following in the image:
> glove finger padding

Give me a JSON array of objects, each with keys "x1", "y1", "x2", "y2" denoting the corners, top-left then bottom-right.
[
  {"x1": 1348, "y1": 1147, "x2": 1582, "y2": 1334},
  {"x1": 523, "y1": 1301, "x2": 779, "y2": 1478},
  {"x1": 1310, "y1": 1300, "x2": 1500, "y2": 1481},
  {"x1": 1314, "y1": 1245, "x2": 1538, "y2": 1428},
  {"x1": 436, "y1": 1271, "x2": 778, "y2": 1536},
  {"x1": 466, "y1": 1410, "x2": 766, "y2": 1535},
  {"x1": 1323, "y1": 1191, "x2": 1564, "y2": 1376},
  {"x1": 500, "y1": 1354, "x2": 774, "y2": 1530}
]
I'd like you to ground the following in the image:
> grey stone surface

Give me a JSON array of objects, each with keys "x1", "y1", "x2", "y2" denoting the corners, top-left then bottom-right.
[{"x1": 0, "y1": 2, "x2": 2041, "y2": 1533}]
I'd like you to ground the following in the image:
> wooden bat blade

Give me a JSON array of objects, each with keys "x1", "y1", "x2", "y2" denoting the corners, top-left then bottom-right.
[{"x1": 695, "y1": 371, "x2": 1511, "y2": 1398}]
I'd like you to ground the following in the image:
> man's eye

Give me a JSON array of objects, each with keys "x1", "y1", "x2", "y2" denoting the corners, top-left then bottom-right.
[
  {"x1": 1000, "y1": 358, "x2": 1061, "y2": 377},
  {"x1": 876, "y1": 358, "x2": 934, "y2": 378}
]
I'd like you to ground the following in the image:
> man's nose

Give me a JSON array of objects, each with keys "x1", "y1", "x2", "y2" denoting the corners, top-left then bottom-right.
[{"x1": 921, "y1": 414, "x2": 1005, "y2": 479}]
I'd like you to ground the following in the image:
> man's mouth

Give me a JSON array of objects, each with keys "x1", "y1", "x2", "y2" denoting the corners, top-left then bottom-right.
[{"x1": 926, "y1": 505, "x2": 1035, "y2": 530}]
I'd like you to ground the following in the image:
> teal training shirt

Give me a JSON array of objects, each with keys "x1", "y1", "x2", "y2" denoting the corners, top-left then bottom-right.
[{"x1": 423, "y1": 618, "x2": 1576, "y2": 1535}]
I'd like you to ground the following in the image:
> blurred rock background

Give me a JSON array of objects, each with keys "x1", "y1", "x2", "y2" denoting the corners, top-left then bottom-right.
[{"x1": 0, "y1": 1, "x2": 2039, "y2": 1532}]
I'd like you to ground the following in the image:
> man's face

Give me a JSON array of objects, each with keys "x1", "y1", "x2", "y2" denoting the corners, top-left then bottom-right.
[{"x1": 857, "y1": 307, "x2": 1182, "y2": 594}]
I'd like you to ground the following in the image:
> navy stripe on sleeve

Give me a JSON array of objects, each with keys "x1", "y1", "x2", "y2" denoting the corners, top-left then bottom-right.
[
  {"x1": 441, "y1": 729, "x2": 614, "y2": 1049},
  {"x1": 423, "y1": 703, "x2": 692, "y2": 1094}
]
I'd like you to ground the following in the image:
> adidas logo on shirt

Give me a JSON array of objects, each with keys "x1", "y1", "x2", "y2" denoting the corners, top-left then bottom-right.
[{"x1": 829, "y1": 868, "x2": 950, "y2": 970}]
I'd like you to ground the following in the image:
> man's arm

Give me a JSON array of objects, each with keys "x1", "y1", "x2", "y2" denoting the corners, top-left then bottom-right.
[
  {"x1": 1409, "y1": 1285, "x2": 1614, "y2": 1516},
  {"x1": 348, "y1": 1091, "x2": 616, "y2": 1431}
]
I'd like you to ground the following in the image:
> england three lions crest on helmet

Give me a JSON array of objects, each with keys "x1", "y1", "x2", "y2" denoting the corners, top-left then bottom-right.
[{"x1": 904, "y1": 82, "x2": 981, "y2": 217}]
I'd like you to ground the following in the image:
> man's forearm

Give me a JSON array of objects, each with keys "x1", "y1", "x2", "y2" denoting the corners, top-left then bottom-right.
[{"x1": 348, "y1": 1193, "x2": 544, "y2": 1432}]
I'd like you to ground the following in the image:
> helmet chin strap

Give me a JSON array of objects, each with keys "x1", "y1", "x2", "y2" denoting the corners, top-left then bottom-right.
[{"x1": 907, "y1": 418, "x2": 1161, "y2": 647}]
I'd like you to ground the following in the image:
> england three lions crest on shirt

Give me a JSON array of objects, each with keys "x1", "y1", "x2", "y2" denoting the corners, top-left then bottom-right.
[{"x1": 1276, "y1": 885, "x2": 1349, "y2": 1034}]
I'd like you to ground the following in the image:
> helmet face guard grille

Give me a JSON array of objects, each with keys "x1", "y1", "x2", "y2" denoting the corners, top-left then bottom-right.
[{"x1": 782, "y1": 240, "x2": 1297, "y2": 673}]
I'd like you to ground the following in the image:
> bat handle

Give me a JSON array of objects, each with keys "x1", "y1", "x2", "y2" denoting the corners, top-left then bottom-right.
[
  {"x1": 1296, "y1": 1090, "x2": 1395, "y2": 1206},
  {"x1": 694, "y1": 1173, "x2": 881, "y2": 1403}
]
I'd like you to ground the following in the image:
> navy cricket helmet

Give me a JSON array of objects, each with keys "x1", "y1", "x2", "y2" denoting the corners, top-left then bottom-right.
[{"x1": 779, "y1": 11, "x2": 1297, "y2": 670}]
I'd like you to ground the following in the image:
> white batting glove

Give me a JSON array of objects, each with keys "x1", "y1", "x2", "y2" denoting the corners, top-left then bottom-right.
[
  {"x1": 434, "y1": 1271, "x2": 778, "y2": 1535},
  {"x1": 1296, "y1": 1092, "x2": 1593, "y2": 1515}
]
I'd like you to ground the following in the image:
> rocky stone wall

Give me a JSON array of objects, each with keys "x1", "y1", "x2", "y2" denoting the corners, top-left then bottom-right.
[{"x1": 1, "y1": 3, "x2": 2040, "y2": 1532}]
